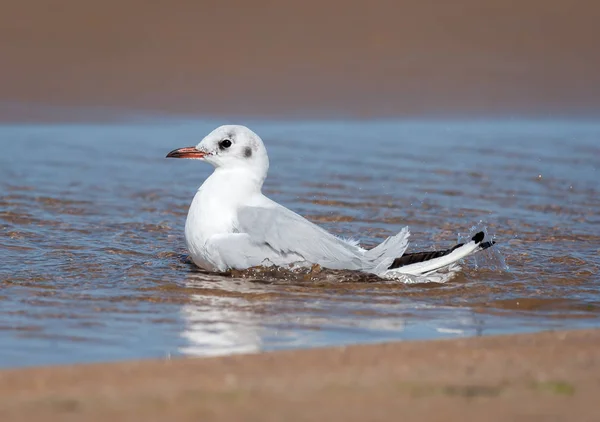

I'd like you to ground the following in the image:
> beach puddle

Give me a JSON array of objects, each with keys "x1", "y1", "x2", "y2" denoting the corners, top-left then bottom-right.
[{"x1": 1, "y1": 119, "x2": 599, "y2": 367}]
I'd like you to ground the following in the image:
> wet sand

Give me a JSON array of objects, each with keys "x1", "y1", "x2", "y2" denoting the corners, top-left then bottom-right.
[
  {"x1": 2, "y1": 0, "x2": 600, "y2": 119},
  {"x1": 1, "y1": 329, "x2": 599, "y2": 421}
]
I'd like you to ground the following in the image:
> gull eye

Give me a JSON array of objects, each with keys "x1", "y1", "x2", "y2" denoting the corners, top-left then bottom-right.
[{"x1": 219, "y1": 139, "x2": 232, "y2": 150}]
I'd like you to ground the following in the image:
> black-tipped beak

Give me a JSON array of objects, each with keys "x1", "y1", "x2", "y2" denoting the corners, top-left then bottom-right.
[{"x1": 166, "y1": 147, "x2": 206, "y2": 159}]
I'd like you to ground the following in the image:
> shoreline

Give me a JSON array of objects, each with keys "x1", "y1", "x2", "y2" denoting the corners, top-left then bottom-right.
[
  {"x1": 2, "y1": 102, "x2": 600, "y2": 125},
  {"x1": 2, "y1": 328, "x2": 599, "y2": 421}
]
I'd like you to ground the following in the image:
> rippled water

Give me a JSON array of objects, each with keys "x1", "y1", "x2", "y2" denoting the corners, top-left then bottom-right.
[{"x1": 1, "y1": 119, "x2": 599, "y2": 367}]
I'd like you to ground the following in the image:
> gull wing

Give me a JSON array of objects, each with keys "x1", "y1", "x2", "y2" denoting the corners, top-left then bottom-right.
[
  {"x1": 205, "y1": 233, "x2": 303, "y2": 271},
  {"x1": 236, "y1": 204, "x2": 364, "y2": 270}
]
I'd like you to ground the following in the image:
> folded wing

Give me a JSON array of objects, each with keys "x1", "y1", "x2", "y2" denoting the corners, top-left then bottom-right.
[{"x1": 237, "y1": 205, "x2": 365, "y2": 270}]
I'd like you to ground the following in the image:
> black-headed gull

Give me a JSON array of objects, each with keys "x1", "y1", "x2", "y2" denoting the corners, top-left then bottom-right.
[{"x1": 167, "y1": 125, "x2": 494, "y2": 281}]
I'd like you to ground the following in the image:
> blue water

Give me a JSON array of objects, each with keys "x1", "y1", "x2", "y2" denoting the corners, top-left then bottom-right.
[{"x1": 0, "y1": 119, "x2": 599, "y2": 367}]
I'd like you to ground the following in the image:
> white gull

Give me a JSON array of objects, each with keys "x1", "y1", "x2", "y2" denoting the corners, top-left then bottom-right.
[{"x1": 166, "y1": 125, "x2": 494, "y2": 281}]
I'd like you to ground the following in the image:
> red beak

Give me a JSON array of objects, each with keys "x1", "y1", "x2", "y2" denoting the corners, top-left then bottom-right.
[{"x1": 166, "y1": 147, "x2": 206, "y2": 159}]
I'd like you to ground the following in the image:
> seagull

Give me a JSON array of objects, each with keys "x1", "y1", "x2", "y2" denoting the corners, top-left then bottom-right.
[{"x1": 167, "y1": 125, "x2": 494, "y2": 281}]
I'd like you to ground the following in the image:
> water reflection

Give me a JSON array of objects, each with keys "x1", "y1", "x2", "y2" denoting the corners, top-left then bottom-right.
[
  {"x1": 176, "y1": 268, "x2": 495, "y2": 358},
  {"x1": 179, "y1": 274, "x2": 265, "y2": 356}
]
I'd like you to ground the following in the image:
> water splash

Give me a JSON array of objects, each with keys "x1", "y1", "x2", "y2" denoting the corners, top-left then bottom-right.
[{"x1": 458, "y1": 220, "x2": 509, "y2": 272}]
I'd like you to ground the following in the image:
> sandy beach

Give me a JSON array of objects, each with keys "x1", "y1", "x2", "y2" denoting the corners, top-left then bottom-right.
[
  {"x1": 1, "y1": 0, "x2": 600, "y2": 120},
  {"x1": 1, "y1": 329, "x2": 599, "y2": 421}
]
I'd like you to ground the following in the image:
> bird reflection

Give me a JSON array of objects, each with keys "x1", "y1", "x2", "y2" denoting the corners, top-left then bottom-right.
[
  {"x1": 178, "y1": 271, "x2": 272, "y2": 357},
  {"x1": 177, "y1": 268, "x2": 486, "y2": 359}
]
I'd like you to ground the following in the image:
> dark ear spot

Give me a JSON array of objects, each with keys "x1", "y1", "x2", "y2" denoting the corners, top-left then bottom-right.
[{"x1": 244, "y1": 147, "x2": 252, "y2": 158}]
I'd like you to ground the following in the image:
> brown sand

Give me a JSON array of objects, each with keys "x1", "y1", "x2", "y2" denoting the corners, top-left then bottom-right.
[
  {"x1": 1, "y1": 0, "x2": 600, "y2": 119},
  {"x1": 1, "y1": 329, "x2": 599, "y2": 421}
]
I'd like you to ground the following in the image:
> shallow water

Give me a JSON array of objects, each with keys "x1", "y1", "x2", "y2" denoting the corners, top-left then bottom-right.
[{"x1": 1, "y1": 119, "x2": 599, "y2": 367}]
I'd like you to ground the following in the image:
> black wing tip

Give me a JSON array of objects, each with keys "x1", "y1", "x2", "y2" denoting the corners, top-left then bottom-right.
[
  {"x1": 471, "y1": 231, "x2": 485, "y2": 243},
  {"x1": 479, "y1": 240, "x2": 496, "y2": 250},
  {"x1": 387, "y1": 232, "x2": 496, "y2": 270}
]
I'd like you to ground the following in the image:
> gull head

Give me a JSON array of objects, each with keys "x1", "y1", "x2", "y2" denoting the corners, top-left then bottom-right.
[{"x1": 166, "y1": 125, "x2": 269, "y2": 174}]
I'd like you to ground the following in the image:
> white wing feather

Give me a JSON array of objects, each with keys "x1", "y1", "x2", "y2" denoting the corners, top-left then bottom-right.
[
  {"x1": 236, "y1": 203, "x2": 412, "y2": 274},
  {"x1": 237, "y1": 205, "x2": 365, "y2": 270}
]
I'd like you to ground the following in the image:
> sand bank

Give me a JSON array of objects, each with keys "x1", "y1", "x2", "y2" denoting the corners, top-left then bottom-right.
[
  {"x1": 1, "y1": 329, "x2": 599, "y2": 421},
  {"x1": 1, "y1": 0, "x2": 600, "y2": 120}
]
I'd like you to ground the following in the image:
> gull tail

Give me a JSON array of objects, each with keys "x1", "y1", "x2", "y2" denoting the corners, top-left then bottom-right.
[{"x1": 386, "y1": 231, "x2": 495, "y2": 276}]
